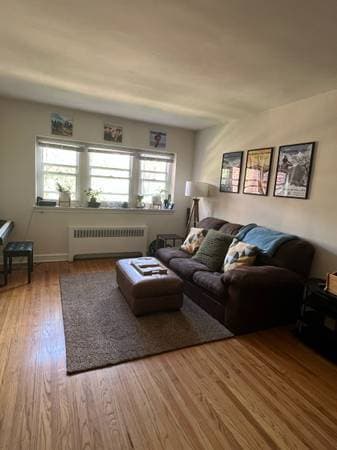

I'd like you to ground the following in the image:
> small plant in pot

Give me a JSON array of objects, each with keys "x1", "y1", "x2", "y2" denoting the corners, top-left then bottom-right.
[
  {"x1": 136, "y1": 194, "x2": 145, "y2": 208},
  {"x1": 56, "y1": 182, "x2": 71, "y2": 207},
  {"x1": 85, "y1": 188, "x2": 101, "y2": 208}
]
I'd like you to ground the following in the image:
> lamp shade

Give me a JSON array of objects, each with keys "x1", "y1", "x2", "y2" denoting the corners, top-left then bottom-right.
[{"x1": 185, "y1": 181, "x2": 209, "y2": 198}]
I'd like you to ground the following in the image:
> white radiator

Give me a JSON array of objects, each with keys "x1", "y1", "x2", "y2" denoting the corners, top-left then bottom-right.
[{"x1": 68, "y1": 225, "x2": 148, "y2": 261}]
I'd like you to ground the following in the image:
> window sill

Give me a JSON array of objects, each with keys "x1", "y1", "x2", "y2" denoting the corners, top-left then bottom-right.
[{"x1": 33, "y1": 206, "x2": 175, "y2": 214}]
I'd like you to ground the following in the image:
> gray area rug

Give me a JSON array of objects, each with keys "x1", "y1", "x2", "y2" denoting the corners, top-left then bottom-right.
[{"x1": 59, "y1": 271, "x2": 233, "y2": 374}]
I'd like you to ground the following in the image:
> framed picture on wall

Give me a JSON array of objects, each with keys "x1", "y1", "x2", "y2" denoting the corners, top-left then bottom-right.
[
  {"x1": 104, "y1": 123, "x2": 123, "y2": 143},
  {"x1": 243, "y1": 147, "x2": 273, "y2": 196},
  {"x1": 219, "y1": 151, "x2": 243, "y2": 193},
  {"x1": 51, "y1": 113, "x2": 73, "y2": 136},
  {"x1": 150, "y1": 131, "x2": 166, "y2": 149},
  {"x1": 273, "y1": 142, "x2": 315, "y2": 199}
]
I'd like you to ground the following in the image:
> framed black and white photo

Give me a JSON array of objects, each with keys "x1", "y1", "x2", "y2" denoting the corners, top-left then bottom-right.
[
  {"x1": 51, "y1": 113, "x2": 73, "y2": 137},
  {"x1": 219, "y1": 151, "x2": 243, "y2": 193},
  {"x1": 243, "y1": 147, "x2": 273, "y2": 196},
  {"x1": 150, "y1": 131, "x2": 166, "y2": 149},
  {"x1": 104, "y1": 123, "x2": 123, "y2": 143},
  {"x1": 274, "y1": 142, "x2": 315, "y2": 199}
]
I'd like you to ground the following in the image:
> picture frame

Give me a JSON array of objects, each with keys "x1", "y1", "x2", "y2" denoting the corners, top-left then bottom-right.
[
  {"x1": 150, "y1": 131, "x2": 166, "y2": 149},
  {"x1": 243, "y1": 147, "x2": 273, "y2": 196},
  {"x1": 219, "y1": 151, "x2": 243, "y2": 193},
  {"x1": 104, "y1": 123, "x2": 123, "y2": 143},
  {"x1": 51, "y1": 113, "x2": 73, "y2": 137},
  {"x1": 273, "y1": 142, "x2": 315, "y2": 199}
]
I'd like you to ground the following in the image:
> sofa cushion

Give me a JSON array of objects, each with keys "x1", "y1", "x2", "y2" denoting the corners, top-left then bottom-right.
[
  {"x1": 224, "y1": 238, "x2": 258, "y2": 271},
  {"x1": 193, "y1": 271, "x2": 228, "y2": 302},
  {"x1": 197, "y1": 217, "x2": 227, "y2": 230},
  {"x1": 169, "y1": 258, "x2": 210, "y2": 280},
  {"x1": 192, "y1": 230, "x2": 233, "y2": 271},
  {"x1": 273, "y1": 238, "x2": 315, "y2": 278},
  {"x1": 155, "y1": 247, "x2": 191, "y2": 265},
  {"x1": 181, "y1": 227, "x2": 207, "y2": 254},
  {"x1": 219, "y1": 222, "x2": 243, "y2": 236}
]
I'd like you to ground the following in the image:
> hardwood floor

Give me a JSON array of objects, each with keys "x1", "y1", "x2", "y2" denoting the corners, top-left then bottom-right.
[{"x1": 1, "y1": 260, "x2": 337, "y2": 449}]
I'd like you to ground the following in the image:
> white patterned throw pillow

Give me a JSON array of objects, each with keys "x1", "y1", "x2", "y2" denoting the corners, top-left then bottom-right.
[
  {"x1": 181, "y1": 228, "x2": 207, "y2": 254},
  {"x1": 223, "y1": 238, "x2": 257, "y2": 271}
]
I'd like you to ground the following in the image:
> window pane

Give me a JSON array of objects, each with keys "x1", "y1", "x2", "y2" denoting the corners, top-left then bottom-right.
[
  {"x1": 44, "y1": 164, "x2": 77, "y2": 174},
  {"x1": 140, "y1": 171, "x2": 166, "y2": 181},
  {"x1": 89, "y1": 152, "x2": 130, "y2": 170},
  {"x1": 43, "y1": 173, "x2": 77, "y2": 198},
  {"x1": 140, "y1": 180, "x2": 166, "y2": 196},
  {"x1": 100, "y1": 194, "x2": 129, "y2": 202},
  {"x1": 141, "y1": 160, "x2": 167, "y2": 172},
  {"x1": 90, "y1": 177, "x2": 129, "y2": 194},
  {"x1": 91, "y1": 167, "x2": 129, "y2": 178},
  {"x1": 43, "y1": 147, "x2": 78, "y2": 165}
]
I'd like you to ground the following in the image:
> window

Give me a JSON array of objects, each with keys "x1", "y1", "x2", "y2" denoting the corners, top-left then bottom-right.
[
  {"x1": 88, "y1": 149, "x2": 131, "y2": 205},
  {"x1": 36, "y1": 138, "x2": 175, "y2": 208},
  {"x1": 37, "y1": 141, "x2": 81, "y2": 200},
  {"x1": 139, "y1": 153, "x2": 174, "y2": 204}
]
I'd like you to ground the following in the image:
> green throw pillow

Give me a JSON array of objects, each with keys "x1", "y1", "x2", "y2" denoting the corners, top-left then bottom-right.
[{"x1": 192, "y1": 230, "x2": 233, "y2": 271}]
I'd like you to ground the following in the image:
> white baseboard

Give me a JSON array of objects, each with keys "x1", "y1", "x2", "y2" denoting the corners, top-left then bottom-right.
[
  {"x1": 0, "y1": 253, "x2": 68, "y2": 265},
  {"x1": 34, "y1": 253, "x2": 68, "y2": 262}
]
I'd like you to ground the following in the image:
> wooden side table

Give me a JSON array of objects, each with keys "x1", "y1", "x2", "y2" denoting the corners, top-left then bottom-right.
[
  {"x1": 156, "y1": 234, "x2": 185, "y2": 251},
  {"x1": 296, "y1": 278, "x2": 337, "y2": 361}
]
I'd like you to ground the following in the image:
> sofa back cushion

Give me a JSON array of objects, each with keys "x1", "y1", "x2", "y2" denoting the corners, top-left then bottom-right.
[
  {"x1": 273, "y1": 239, "x2": 315, "y2": 278},
  {"x1": 219, "y1": 222, "x2": 244, "y2": 236},
  {"x1": 193, "y1": 230, "x2": 233, "y2": 271},
  {"x1": 197, "y1": 217, "x2": 227, "y2": 230}
]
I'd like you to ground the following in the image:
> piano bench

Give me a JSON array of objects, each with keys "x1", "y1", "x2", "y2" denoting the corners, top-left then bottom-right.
[{"x1": 3, "y1": 241, "x2": 34, "y2": 285}]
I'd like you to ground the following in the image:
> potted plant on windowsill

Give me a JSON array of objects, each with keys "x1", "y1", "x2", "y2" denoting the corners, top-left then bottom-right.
[
  {"x1": 56, "y1": 182, "x2": 71, "y2": 207},
  {"x1": 136, "y1": 194, "x2": 145, "y2": 208},
  {"x1": 85, "y1": 188, "x2": 101, "y2": 208}
]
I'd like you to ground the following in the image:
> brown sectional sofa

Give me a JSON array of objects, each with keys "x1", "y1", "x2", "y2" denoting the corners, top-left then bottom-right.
[{"x1": 155, "y1": 217, "x2": 315, "y2": 334}]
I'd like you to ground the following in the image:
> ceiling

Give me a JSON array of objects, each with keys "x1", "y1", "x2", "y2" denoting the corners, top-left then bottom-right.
[{"x1": 0, "y1": 0, "x2": 337, "y2": 130}]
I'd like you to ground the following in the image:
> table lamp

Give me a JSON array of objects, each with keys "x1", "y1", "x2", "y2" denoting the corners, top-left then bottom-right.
[{"x1": 185, "y1": 181, "x2": 209, "y2": 234}]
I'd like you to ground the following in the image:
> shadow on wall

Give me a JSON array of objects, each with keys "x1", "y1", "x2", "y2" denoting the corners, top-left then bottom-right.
[
  {"x1": 311, "y1": 243, "x2": 337, "y2": 278},
  {"x1": 194, "y1": 118, "x2": 274, "y2": 184}
]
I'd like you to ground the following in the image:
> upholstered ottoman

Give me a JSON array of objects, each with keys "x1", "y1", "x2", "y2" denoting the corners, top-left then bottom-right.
[{"x1": 116, "y1": 258, "x2": 183, "y2": 316}]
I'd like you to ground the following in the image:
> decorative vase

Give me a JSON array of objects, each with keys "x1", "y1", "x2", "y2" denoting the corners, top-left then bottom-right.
[
  {"x1": 152, "y1": 194, "x2": 162, "y2": 209},
  {"x1": 59, "y1": 191, "x2": 71, "y2": 207}
]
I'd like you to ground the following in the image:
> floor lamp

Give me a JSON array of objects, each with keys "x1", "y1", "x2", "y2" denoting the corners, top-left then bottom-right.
[{"x1": 185, "y1": 181, "x2": 209, "y2": 235}]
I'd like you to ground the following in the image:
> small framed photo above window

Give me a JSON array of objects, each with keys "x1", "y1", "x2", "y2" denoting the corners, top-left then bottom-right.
[
  {"x1": 150, "y1": 131, "x2": 166, "y2": 149},
  {"x1": 219, "y1": 151, "x2": 243, "y2": 193},
  {"x1": 51, "y1": 113, "x2": 73, "y2": 137},
  {"x1": 243, "y1": 147, "x2": 273, "y2": 196},
  {"x1": 104, "y1": 123, "x2": 123, "y2": 143},
  {"x1": 274, "y1": 142, "x2": 315, "y2": 199}
]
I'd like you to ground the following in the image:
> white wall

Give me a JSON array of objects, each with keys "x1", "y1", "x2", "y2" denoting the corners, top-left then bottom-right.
[
  {"x1": 193, "y1": 89, "x2": 337, "y2": 277},
  {"x1": 0, "y1": 97, "x2": 194, "y2": 260}
]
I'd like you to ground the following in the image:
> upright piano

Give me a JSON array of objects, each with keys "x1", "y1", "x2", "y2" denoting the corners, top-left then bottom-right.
[{"x1": 0, "y1": 219, "x2": 14, "y2": 285}]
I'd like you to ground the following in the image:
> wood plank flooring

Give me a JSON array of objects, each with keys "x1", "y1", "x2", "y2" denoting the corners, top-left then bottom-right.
[{"x1": 0, "y1": 260, "x2": 337, "y2": 449}]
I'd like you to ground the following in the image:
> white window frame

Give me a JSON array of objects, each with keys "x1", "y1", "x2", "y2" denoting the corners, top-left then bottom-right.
[
  {"x1": 35, "y1": 137, "x2": 176, "y2": 208},
  {"x1": 138, "y1": 153, "x2": 174, "y2": 206}
]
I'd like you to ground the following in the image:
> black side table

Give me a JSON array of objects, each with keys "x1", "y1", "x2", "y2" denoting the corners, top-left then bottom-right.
[
  {"x1": 3, "y1": 241, "x2": 34, "y2": 285},
  {"x1": 296, "y1": 278, "x2": 337, "y2": 361},
  {"x1": 156, "y1": 234, "x2": 185, "y2": 251}
]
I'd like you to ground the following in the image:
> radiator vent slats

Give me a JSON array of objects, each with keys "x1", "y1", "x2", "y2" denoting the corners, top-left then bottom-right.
[
  {"x1": 73, "y1": 227, "x2": 145, "y2": 239},
  {"x1": 68, "y1": 225, "x2": 148, "y2": 261}
]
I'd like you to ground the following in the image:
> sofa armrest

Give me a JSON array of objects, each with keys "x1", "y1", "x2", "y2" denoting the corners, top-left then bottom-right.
[{"x1": 221, "y1": 266, "x2": 304, "y2": 334}]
